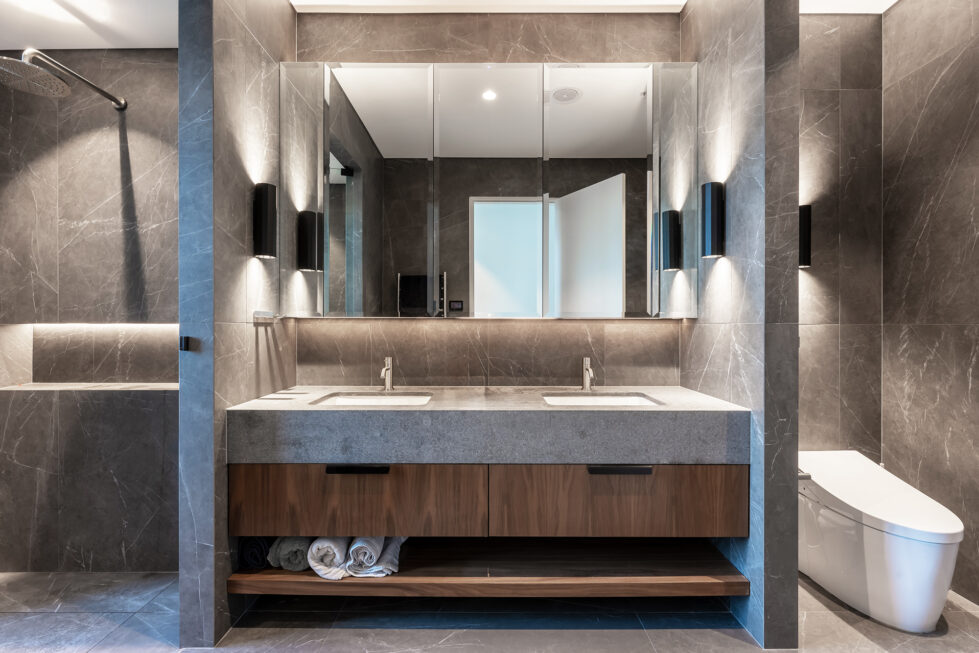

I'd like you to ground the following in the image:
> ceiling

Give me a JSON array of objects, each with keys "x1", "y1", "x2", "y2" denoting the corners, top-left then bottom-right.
[
  {"x1": 332, "y1": 64, "x2": 652, "y2": 159},
  {"x1": 0, "y1": 0, "x2": 177, "y2": 50}
]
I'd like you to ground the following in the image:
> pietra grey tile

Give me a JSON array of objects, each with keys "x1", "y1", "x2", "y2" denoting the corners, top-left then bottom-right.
[
  {"x1": 840, "y1": 15, "x2": 882, "y2": 90},
  {"x1": 839, "y1": 324, "x2": 881, "y2": 460},
  {"x1": 882, "y1": 0, "x2": 973, "y2": 88},
  {"x1": 296, "y1": 319, "x2": 373, "y2": 385},
  {"x1": 0, "y1": 391, "x2": 59, "y2": 571},
  {"x1": 371, "y1": 319, "x2": 488, "y2": 387},
  {"x1": 58, "y1": 391, "x2": 178, "y2": 572},
  {"x1": 838, "y1": 89, "x2": 882, "y2": 326},
  {"x1": 799, "y1": 324, "x2": 840, "y2": 451},
  {"x1": 139, "y1": 579, "x2": 179, "y2": 614},
  {"x1": 485, "y1": 320, "x2": 604, "y2": 386},
  {"x1": 0, "y1": 612, "x2": 130, "y2": 653},
  {"x1": 0, "y1": 324, "x2": 33, "y2": 386},
  {"x1": 603, "y1": 321, "x2": 679, "y2": 386},
  {"x1": 32, "y1": 325, "x2": 95, "y2": 383},
  {"x1": 92, "y1": 324, "x2": 179, "y2": 383},
  {"x1": 88, "y1": 612, "x2": 180, "y2": 653},
  {"x1": 0, "y1": 571, "x2": 174, "y2": 612},
  {"x1": 801, "y1": 15, "x2": 840, "y2": 91}
]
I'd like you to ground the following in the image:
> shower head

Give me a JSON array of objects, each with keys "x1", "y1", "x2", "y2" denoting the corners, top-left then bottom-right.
[
  {"x1": 0, "y1": 56, "x2": 71, "y2": 97},
  {"x1": 0, "y1": 49, "x2": 126, "y2": 110}
]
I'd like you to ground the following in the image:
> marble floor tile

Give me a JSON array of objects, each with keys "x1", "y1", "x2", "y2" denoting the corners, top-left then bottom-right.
[
  {"x1": 87, "y1": 613, "x2": 179, "y2": 652},
  {"x1": 0, "y1": 612, "x2": 129, "y2": 653},
  {"x1": 0, "y1": 572, "x2": 175, "y2": 613},
  {"x1": 138, "y1": 580, "x2": 179, "y2": 615}
]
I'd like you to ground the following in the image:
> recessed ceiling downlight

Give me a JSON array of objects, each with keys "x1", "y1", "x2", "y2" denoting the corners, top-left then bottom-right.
[
  {"x1": 481, "y1": 89, "x2": 497, "y2": 101},
  {"x1": 552, "y1": 87, "x2": 581, "y2": 103}
]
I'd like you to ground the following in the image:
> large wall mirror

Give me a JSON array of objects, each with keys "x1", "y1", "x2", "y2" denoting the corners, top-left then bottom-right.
[{"x1": 278, "y1": 61, "x2": 698, "y2": 319}]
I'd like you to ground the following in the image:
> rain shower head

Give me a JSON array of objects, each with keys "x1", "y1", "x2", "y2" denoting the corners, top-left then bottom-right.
[{"x1": 0, "y1": 49, "x2": 126, "y2": 110}]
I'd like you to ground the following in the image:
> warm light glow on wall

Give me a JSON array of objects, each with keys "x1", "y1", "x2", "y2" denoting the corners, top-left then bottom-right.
[{"x1": 707, "y1": 124, "x2": 733, "y2": 183}]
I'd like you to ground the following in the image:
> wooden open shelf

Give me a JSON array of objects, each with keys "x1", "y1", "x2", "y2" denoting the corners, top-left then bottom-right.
[{"x1": 227, "y1": 538, "x2": 749, "y2": 598}]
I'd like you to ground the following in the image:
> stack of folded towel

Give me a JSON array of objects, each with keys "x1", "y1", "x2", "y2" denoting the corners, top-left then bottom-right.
[
  {"x1": 308, "y1": 536, "x2": 407, "y2": 580},
  {"x1": 266, "y1": 536, "x2": 315, "y2": 571}
]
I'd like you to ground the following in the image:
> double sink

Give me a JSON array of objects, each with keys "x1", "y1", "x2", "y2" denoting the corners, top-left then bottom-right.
[{"x1": 313, "y1": 390, "x2": 662, "y2": 408}]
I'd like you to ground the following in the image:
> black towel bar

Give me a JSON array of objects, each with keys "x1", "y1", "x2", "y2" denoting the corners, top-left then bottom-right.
[{"x1": 586, "y1": 465, "x2": 653, "y2": 476}]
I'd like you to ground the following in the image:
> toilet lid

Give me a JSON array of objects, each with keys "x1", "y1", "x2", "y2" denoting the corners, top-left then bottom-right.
[{"x1": 799, "y1": 450, "x2": 964, "y2": 544}]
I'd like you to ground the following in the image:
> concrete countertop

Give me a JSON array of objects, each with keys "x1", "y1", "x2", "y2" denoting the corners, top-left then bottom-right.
[{"x1": 227, "y1": 385, "x2": 750, "y2": 465}]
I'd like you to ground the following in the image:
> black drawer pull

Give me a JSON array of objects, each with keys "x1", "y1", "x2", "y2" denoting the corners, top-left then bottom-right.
[
  {"x1": 325, "y1": 465, "x2": 390, "y2": 475},
  {"x1": 587, "y1": 465, "x2": 653, "y2": 476}
]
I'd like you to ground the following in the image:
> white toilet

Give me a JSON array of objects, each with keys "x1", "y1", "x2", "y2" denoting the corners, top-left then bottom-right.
[{"x1": 798, "y1": 450, "x2": 964, "y2": 633}]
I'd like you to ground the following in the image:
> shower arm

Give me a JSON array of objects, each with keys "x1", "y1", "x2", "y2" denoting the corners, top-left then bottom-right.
[{"x1": 22, "y1": 48, "x2": 127, "y2": 110}]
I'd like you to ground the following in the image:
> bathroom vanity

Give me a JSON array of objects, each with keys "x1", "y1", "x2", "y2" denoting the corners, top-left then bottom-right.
[{"x1": 225, "y1": 386, "x2": 751, "y2": 598}]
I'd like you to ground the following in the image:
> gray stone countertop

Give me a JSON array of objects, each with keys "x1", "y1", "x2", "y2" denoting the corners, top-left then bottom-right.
[
  {"x1": 0, "y1": 382, "x2": 179, "y2": 391},
  {"x1": 227, "y1": 385, "x2": 750, "y2": 465}
]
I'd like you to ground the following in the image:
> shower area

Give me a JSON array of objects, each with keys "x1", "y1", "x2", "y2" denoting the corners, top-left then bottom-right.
[{"x1": 0, "y1": 45, "x2": 179, "y2": 586}]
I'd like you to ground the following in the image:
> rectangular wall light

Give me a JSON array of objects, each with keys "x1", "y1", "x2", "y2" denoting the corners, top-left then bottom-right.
[
  {"x1": 297, "y1": 210, "x2": 324, "y2": 272},
  {"x1": 253, "y1": 183, "x2": 277, "y2": 259},
  {"x1": 701, "y1": 182, "x2": 725, "y2": 258},
  {"x1": 662, "y1": 209, "x2": 683, "y2": 271},
  {"x1": 799, "y1": 204, "x2": 812, "y2": 268}
]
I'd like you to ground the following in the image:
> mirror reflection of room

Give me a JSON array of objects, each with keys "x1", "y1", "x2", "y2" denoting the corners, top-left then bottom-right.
[{"x1": 278, "y1": 61, "x2": 697, "y2": 319}]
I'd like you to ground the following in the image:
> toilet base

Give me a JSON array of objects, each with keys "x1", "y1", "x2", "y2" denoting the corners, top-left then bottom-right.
[{"x1": 799, "y1": 493, "x2": 958, "y2": 633}]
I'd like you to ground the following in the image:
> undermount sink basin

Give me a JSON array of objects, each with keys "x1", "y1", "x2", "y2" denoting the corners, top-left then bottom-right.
[
  {"x1": 313, "y1": 392, "x2": 433, "y2": 407},
  {"x1": 542, "y1": 392, "x2": 662, "y2": 407}
]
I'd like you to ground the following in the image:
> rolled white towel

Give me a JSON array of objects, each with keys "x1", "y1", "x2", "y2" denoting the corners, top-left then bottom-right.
[
  {"x1": 347, "y1": 537, "x2": 407, "y2": 578},
  {"x1": 307, "y1": 537, "x2": 351, "y2": 580}
]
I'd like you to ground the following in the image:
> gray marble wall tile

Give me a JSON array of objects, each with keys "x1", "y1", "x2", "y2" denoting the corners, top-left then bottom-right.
[
  {"x1": 31, "y1": 324, "x2": 177, "y2": 383},
  {"x1": 882, "y1": 0, "x2": 973, "y2": 88},
  {"x1": 296, "y1": 319, "x2": 372, "y2": 385},
  {"x1": 295, "y1": 318, "x2": 679, "y2": 389},
  {"x1": 882, "y1": 325, "x2": 979, "y2": 604},
  {"x1": 32, "y1": 325, "x2": 94, "y2": 383},
  {"x1": 58, "y1": 391, "x2": 178, "y2": 571},
  {"x1": 840, "y1": 15, "x2": 882, "y2": 90},
  {"x1": 680, "y1": 0, "x2": 799, "y2": 646},
  {"x1": 800, "y1": 15, "x2": 840, "y2": 90},
  {"x1": 799, "y1": 89, "x2": 840, "y2": 325},
  {"x1": 0, "y1": 86, "x2": 58, "y2": 324},
  {"x1": 372, "y1": 319, "x2": 488, "y2": 387},
  {"x1": 0, "y1": 325, "x2": 33, "y2": 386},
  {"x1": 0, "y1": 391, "x2": 59, "y2": 570},
  {"x1": 485, "y1": 320, "x2": 606, "y2": 387},
  {"x1": 882, "y1": 0, "x2": 979, "y2": 605},
  {"x1": 603, "y1": 322, "x2": 679, "y2": 385},
  {"x1": 279, "y1": 65, "x2": 323, "y2": 317},
  {"x1": 92, "y1": 325, "x2": 179, "y2": 383},
  {"x1": 799, "y1": 324, "x2": 840, "y2": 450},
  {"x1": 381, "y1": 160, "x2": 430, "y2": 316},
  {"x1": 54, "y1": 50, "x2": 178, "y2": 324},
  {"x1": 297, "y1": 14, "x2": 680, "y2": 63},
  {"x1": 177, "y1": 0, "x2": 219, "y2": 645},
  {"x1": 838, "y1": 89, "x2": 882, "y2": 325},
  {"x1": 881, "y1": 33, "x2": 978, "y2": 324},
  {"x1": 839, "y1": 324, "x2": 881, "y2": 460}
]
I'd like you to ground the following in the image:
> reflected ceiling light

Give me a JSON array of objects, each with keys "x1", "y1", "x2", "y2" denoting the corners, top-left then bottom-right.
[
  {"x1": 253, "y1": 183, "x2": 277, "y2": 259},
  {"x1": 552, "y1": 87, "x2": 581, "y2": 103},
  {"x1": 481, "y1": 89, "x2": 497, "y2": 101},
  {"x1": 701, "y1": 182, "x2": 725, "y2": 258},
  {"x1": 799, "y1": 205, "x2": 812, "y2": 268}
]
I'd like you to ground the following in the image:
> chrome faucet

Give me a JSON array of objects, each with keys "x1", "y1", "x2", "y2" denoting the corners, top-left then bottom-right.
[
  {"x1": 582, "y1": 357, "x2": 595, "y2": 391},
  {"x1": 380, "y1": 356, "x2": 394, "y2": 392}
]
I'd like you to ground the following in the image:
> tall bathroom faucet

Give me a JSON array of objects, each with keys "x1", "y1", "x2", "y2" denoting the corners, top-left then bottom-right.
[
  {"x1": 380, "y1": 356, "x2": 394, "y2": 392},
  {"x1": 582, "y1": 357, "x2": 595, "y2": 392}
]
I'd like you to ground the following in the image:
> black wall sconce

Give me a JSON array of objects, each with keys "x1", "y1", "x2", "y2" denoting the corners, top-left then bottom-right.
[
  {"x1": 297, "y1": 210, "x2": 324, "y2": 272},
  {"x1": 253, "y1": 182, "x2": 277, "y2": 259},
  {"x1": 701, "y1": 182, "x2": 725, "y2": 258},
  {"x1": 799, "y1": 204, "x2": 812, "y2": 268},
  {"x1": 662, "y1": 210, "x2": 683, "y2": 271}
]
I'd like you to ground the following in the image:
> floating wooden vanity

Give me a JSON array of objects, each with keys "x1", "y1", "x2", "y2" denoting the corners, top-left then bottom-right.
[{"x1": 225, "y1": 386, "x2": 752, "y2": 599}]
